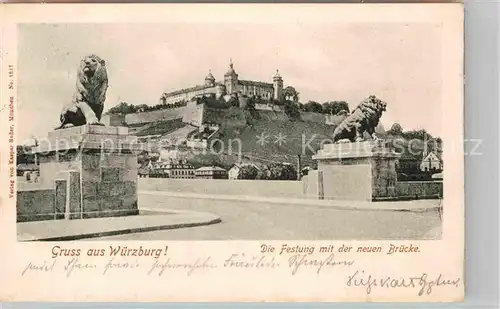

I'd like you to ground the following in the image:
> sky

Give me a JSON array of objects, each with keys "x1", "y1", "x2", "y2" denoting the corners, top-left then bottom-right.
[{"x1": 17, "y1": 23, "x2": 443, "y2": 143}]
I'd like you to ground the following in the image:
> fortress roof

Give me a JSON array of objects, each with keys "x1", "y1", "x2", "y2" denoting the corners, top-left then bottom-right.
[
  {"x1": 196, "y1": 166, "x2": 227, "y2": 172},
  {"x1": 238, "y1": 80, "x2": 273, "y2": 88},
  {"x1": 163, "y1": 84, "x2": 215, "y2": 97},
  {"x1": 205, "y1": 70, "x2": 215, "y2": 80},
  {"x1": 225, "y1": 59, "x2": 237, "y2": 76},
  {"x1": 162, "y1": 60, "x2": 279, "y2": 98}
]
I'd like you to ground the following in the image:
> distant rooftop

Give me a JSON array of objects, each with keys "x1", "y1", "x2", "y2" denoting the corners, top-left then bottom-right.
[
  {"x1": 162, "y1": 84, "x2": 214, "y2": 97},
  {"x1": 238, "y1": 80, "x2": 273, "y2": 88},
  {"x1": 196, "y1": 166, "x2": 227, "y2": 172}
]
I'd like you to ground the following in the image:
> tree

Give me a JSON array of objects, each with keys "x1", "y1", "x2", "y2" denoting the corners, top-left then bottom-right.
[
  {"x1": 303, "y1": 101, "x2": 323, "y2": 113},
  {"x1": 151, "y1": 153, "x2": 160, "y2": 162},
  {"x1": 402, "y1": 129, "x2": 433, "y2": 141},
  {"x1": 225, "y1": 94, "x2": 239, "y2": 108},
  {"x1": 387, "y1": 123, "x2": 403, "y2": 136},
  {"x1": 426, "y1": 137, "x2": 443, "y2": 154},
  {"x1": 301, "y1": 167, "x2": 310, "y2": 177},
  {"x1": 137, "y1": 151, "x2": 160, "y2": 166},
  {"x1": 283, "y1": 86, "x2": 299, "y2": 102},
  {"x1": 136, "y1": 104, "x2": 149, "y2": 113},
  {"x1": 322, "y1": 102, "x2": 332, "y2": 114},
  {"x1": 238, "y1": 165, "x2": 259, "y2": 180},
  {"x1": 284, "y1": 100, "x2": 301, "y2": 120},
  {"x1": 281, "y1": 164, "x2": 298, "y2": 180},
  {"x1": 323, "y1": 101, "x2": 350, "y2": 115},
  {"x1": 107, "y1": 102, "x2": 137, "y2": 115},
  {"x1": 267, "y1": 163, "x2": 297, "y2": 180},
  {"x1": 245, "y1": 96, "x2": 256, "y2": 111},
  {"x1": 256, "y1": 167, "x2": 270, "y2": 180},
  {"x1": 137, "y1": 151, "x2": 150, "y2": 166},
  {"x1": 272, "y1": 98, "x2": 285, "y2": 106}
]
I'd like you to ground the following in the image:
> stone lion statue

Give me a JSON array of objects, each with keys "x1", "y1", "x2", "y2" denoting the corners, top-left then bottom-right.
[
  {"x1": 55, "y1": 54, "x2": 108, "y2": 129},
  {"x1": 332, "y1": 95, "x2": 387, "y2": 143}
]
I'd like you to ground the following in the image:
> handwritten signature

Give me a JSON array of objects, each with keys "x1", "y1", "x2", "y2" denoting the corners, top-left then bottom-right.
[
  {"x1": 346, "y1": 270, "x2": 461, "y2": 296},
  {"x1": 289, "y1": 253, "x2": 355, "y2": 275}
]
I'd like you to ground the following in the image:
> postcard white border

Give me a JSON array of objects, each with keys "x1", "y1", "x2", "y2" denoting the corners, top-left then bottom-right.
[{"x1": 0, "y1": 3, "x2": 464, "y2": 302}]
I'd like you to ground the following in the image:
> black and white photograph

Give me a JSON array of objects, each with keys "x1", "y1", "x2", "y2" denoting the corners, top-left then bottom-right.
[
  {"x1": 0, "y1": 3, "x2": 465, "y2": 302},
  {"x1": 15, "y1": 22, "x2": 447, "y2": 241}
]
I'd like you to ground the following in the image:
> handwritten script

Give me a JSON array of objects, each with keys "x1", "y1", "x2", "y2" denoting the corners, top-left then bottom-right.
[
  {"x1": 346, "y1": 270, "x2": 461, "y2": 296},
  {"x1": 18, "y1": 243, "x2": 462, "y2": 298}
]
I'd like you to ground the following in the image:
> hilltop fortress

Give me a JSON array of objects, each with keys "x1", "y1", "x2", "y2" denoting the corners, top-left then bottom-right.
[{"x1": 159, "y1": 60, "x2": 285, "y2": 105}]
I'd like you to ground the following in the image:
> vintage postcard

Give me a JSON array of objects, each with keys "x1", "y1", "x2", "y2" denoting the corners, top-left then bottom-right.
[{"x1": 0, "y1": 3, "x2": 464, "y2": 302}]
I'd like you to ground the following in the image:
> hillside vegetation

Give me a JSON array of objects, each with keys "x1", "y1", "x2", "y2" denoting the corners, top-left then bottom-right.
[
  {"x1": 131, "y1": 109, "x2": 339, "y2": 168},
  {"x1": 213, "y1": 117, "x2": 337, "y2": 167},
  {"x1": 135, "y1": 119, "x2": 186, "y2": 136}
]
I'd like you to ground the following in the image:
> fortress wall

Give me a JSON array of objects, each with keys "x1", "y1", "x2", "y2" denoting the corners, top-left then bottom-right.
[
  {"x1": 203, "y1": 107, "x2": 247, "y2": 127},
  {"x1": 300, "y1": 112, "x2": 328, "y2": 124},
  {"x1": 395, "y1": 181, "x2": 443, "y2": 199},
  {"x1": 125, "y1": 108, "x2": 185, "y2": 126},
  {"x1": 115, "y1": 103, "x2": 344, "y2": 132},
  {"x1": 255, "y1": 104, "x2": 273, "y2": 111},
  {"x1": 182, "y1": 101, "x2": 204, "y2": 126},
  {"x1": 101, "y1": 114, "x2": 126, "y2": 126},
  {"x1": 256, "y1": 110, "x2": 288, "y2": 121}
]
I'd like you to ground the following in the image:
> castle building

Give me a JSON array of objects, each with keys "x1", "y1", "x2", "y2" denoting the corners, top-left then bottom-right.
[{"x1": 159, "y1": 60, "x2": 285, "y2": 105}]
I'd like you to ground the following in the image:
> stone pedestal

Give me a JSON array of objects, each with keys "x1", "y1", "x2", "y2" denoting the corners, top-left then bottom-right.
[
  {"x1": 311, "y1": 140, "x2": 400, "y2": 201},
  {"x1": 34, "y1": 125, "x2": 141, "y2": 219}
]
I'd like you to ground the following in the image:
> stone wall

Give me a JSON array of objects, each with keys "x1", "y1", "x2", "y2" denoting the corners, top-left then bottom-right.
[
  {"x1": 125, "y1": 108, "x2": 185, "y2": 126},
  {"x1": 101, "y1": 114, "x2": 126, "y2": 126},
  {"x1": 255, "y1": 103, "x2": 273, "y2": 111},
  {"x1": 302, "y1": 171, "x2": 320, "y2": 198},
  {"x1": 318, "y1": 164, "x2": 373, "y2": 201},
  {"x1": 182, "y1": 101, "x2": 204, "y2": 126},
  {"x1": 371, "y1": 157, "x2": 398, "y2": 198},
  {"x1": 80, "y1": 152, "x2": 138, "y2": 219},
  {"x1": 302, "y1": 172, "x2": 443, "y2": 201},
  {"x1": 31, "y1": 125, "x2": 140, "y2": 220},
  {"x1": 203, "y1": 107, "x2": 247, "y2": 127},
  {"x1": 395, "y1": 181, "x2": 443, "y2": 199},
  {"x1": 105, "y1": 105, "x2": 342, "y2": 131},
  {"x1": 38, "y1": 151, "x2": 82, "y2": 187},
  {"x1": 17, "y1": 188, "x2": 62, "y2": 222},
  {"x1": 138, "y1": 178, "x2": 304, "y2": 198},
  {"x1": 18, "y1": 149, "x2": 140, "y2": 222},
  {"x1": 254, "y1": 104, "x2": 284, "y2": 112}
]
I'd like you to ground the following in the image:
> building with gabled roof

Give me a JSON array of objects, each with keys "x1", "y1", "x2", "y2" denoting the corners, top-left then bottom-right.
[
  {"x1": 228, "y1": 163, "x2": 260, "y2": 180},
  {"x1": 420, "y1": 151, "x2": 443, "y2": 172}
]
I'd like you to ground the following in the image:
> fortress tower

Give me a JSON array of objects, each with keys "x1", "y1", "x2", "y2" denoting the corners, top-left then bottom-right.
[
  {"x1": 215, "y1": 84, "x2": 226, "y2": 99},
  {"x1": 224, "y1": 59, "x2": 239, "y2": 94},
  {"x1": 273, "y1": 69, "x2": 284, "y2": 101},
  {"x1": 205, "y1": 70, "x2": 215, "y2": 87},
  {"x1": 161, "y1": 60, "x2": 290, "y2": 105}
]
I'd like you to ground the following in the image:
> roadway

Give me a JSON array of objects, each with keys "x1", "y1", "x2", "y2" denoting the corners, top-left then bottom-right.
[{"x1": 96, "y1": 194, "x2": 442, "y2": 240}]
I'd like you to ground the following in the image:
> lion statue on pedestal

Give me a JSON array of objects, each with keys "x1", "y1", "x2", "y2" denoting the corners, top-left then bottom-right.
[
  {"x1": 332, "y1": 95, "x2": 387, "y2": 143},
  {"x1": 55, "y1": 54, "x2": 108, "y2": 129}
]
